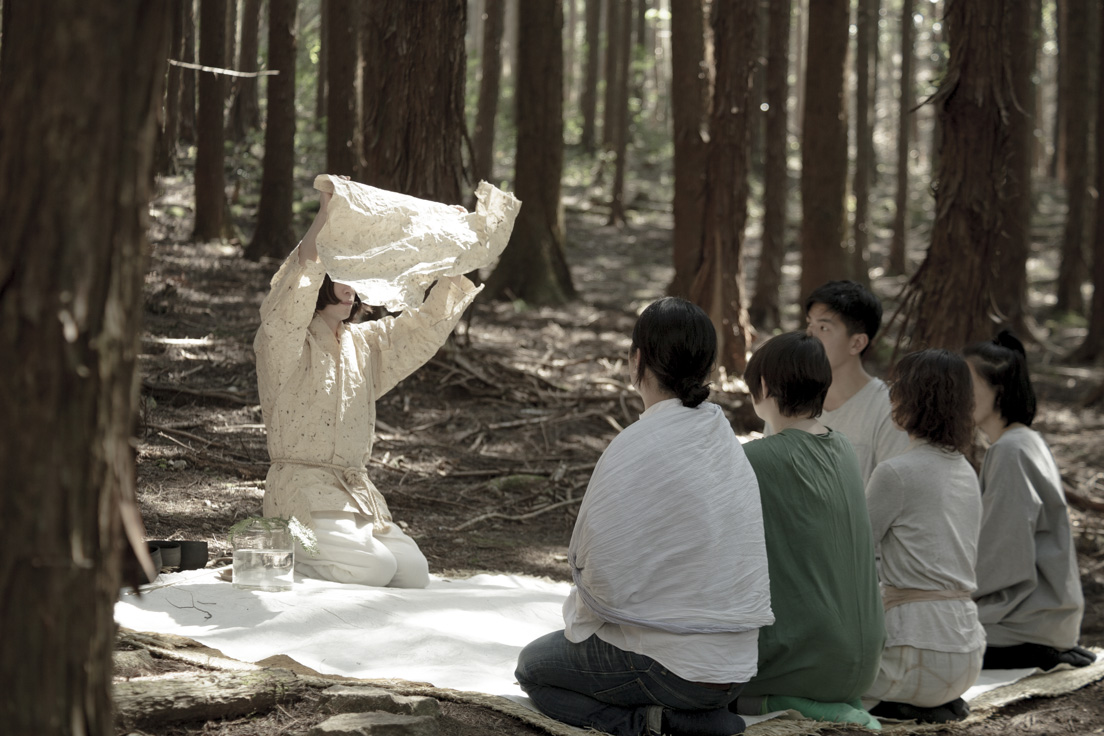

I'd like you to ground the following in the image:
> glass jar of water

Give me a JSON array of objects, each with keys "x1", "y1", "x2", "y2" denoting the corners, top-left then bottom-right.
[{"x1": 230, "y1": 518, "x2": 295, "y2": 591}]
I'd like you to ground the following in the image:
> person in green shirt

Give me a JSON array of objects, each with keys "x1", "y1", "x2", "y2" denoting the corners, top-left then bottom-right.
[{"x1": 731, "y1": 332, "x2": 885, "y2": 729}]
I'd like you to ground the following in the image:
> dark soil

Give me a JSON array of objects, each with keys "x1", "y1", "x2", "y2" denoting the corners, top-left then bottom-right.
[{"x1": 121, "y1": 171, "x2": 1104, "y2": 735}]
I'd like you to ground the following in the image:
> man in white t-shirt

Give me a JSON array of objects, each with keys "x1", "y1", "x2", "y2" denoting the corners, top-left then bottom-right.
[{"x1": 800, "y1": 281, "x2": 908, "y2": 483}]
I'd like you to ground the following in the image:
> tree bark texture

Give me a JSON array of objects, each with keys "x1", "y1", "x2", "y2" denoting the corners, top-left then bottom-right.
[
  {"x1": 485, "y1": 0, "x2": 576, "y2": 305},
  {"x1": 1050, "y1": 0, "x2": 1067, "y2": 180},
  {"x1": 1071, "y1": 0, "x2": 1104, "y2": 361},
  {"x1": 888, "y1": 0, "x2": 915, "y2": 276},
  {"x1": 228, "y1": 0, "x2": 262, "y2": 142},
  {"x1": 0, "y1": 2, "x2": 170, "y2": 733},
  {"x1": 994, "y1": 0, "x2": 1038, "y2": 334},
  {"x1": 361, "y1": 0, "x2": 467, "y2": 204},
  {"x1": 851, "y1": 0, "x2": 875, "y2": 287},
  {"x1": 798, "y1": 0, "x2": 850, "y2": 300},
  {"x1": 668, "y1": 0, "x2": 709, "y2": 299},
  {"x1": 609, "y1": 0, "x2": 633, "y2": 226},
  {"x1": 245, "y1": 0, "x2": 298, "y2": 260},
  {"x1": 689, "y1": 0, "x2": 757, "y2": 374},
  {"x1": 750, "y1": 0, "x2": 792, "y2": 331},
  {"x1": 158, "y1": 0, "x2": 186, "y2": 174},
  {"x1": 893, "y1": 0, "x2": 1013, "y2": 351},
  {"x1": 326, "y1": 0, "x2": 360, "y2": 177},
  {"x1": 581, "y1": 0, "x2": 602, "y2": 152},
  {"x1": 602, "y1": 0, "x2": 620, "y2": 148},
  {"x1": 1056, "y1": 0, "x2": 1090, "y2": 313},
  {"x1": 473, "y1": 0, "x2": 505, "y2": 187},
  {"x1": 193, "y1": 0, "x2": 228, "y2": 241},
  {"x1": 181, "y1": 0, "x2": 198, "y2": 143}
]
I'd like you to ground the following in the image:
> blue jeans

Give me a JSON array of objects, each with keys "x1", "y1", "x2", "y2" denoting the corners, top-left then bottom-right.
[{"x1": 515, "y1": 631, "x2": 744, "y2": 736}]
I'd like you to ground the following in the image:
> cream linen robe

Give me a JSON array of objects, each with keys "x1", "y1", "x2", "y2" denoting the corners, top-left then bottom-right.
[{"x1": 254, "y1": 247, "x2": 479, "y2": 584}]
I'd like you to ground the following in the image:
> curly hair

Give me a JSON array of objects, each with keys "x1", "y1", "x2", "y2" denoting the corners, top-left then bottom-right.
[
  {"x1": 963, "y1": 330, "x2": 1035, "y2": 427},
  {"x1": 745, "y1": 332, "x2": 832, "y2": 418},
  {"x1": 890, "y1": 349, "x2": 974, "y2": 454}
]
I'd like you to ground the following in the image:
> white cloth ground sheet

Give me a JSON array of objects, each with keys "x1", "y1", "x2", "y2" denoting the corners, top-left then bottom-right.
[{"x1": 115, "y1": 569, "x2": 1101, "y2": 725}]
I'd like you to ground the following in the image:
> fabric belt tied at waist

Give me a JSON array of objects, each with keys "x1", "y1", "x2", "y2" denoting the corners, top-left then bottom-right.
[
  {"x1": 881, "y1": 585, "x2": 972, "y2": 612},
  {"x1": 270, "y1": 458, "x2": 392, "y2": 532}
]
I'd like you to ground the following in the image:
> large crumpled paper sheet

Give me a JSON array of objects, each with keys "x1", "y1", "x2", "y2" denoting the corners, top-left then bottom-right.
[{"x1": 314, "y1": 175, "x2": 521, "y2": 311}]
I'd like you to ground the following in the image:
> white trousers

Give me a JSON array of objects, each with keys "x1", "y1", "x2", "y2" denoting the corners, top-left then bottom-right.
[
  {"x1": 295, "y1": 511, "x2": 429, "y2": 588},
  {"x1": 865, "y1": 644, "x2": 984, "y2": 708}
]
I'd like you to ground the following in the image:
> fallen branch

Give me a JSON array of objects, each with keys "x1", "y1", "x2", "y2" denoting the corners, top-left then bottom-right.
[
  {"x1": 450, "y1": 494, "x2": 585, "y2": 532},
  {"x1": 143, "y1": 381, "x2": 257, "y2": 405}
]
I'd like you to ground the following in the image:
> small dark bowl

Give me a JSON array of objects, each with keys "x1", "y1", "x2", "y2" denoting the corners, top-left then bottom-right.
[
  {"x1": 141, "y1": 544, "x2": 162, "y2": 584},
  {"x1": 177, "y1": 540, "x2": 209, "y2": 571}
]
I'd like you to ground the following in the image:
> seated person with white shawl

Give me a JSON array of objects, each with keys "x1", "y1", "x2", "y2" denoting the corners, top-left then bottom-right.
[
  {"x1": 515, "y1": 298, "x2": 773, "y2": 736},
  {"x1": 734, "y1": 332, "x2": 884, "y2": 730}
]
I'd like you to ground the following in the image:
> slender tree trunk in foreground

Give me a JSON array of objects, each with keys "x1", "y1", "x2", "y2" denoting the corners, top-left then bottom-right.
[{"x1": 0, "y1": 3, "x2": 170, "y2": 733}]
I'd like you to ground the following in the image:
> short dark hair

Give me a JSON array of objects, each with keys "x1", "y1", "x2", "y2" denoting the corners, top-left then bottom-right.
[
  {"x1": 315, "y1": 274, "x2": 363, "y2": 323},
  {"x1": 804, "y1": 280, "x2": 883, "y2": 356},
  {"x1": 745, "y1": 332, "x2": 832, "y2": 419},
  {"x1": 963, "y1": 330, "x2": 1036, "y2": 427},
  {"x1": 631, "y1": 297, "x2": 716, "y2": 408},
  {"x1": 890, "y1": 349, "x2": 974, "y2": 454}
]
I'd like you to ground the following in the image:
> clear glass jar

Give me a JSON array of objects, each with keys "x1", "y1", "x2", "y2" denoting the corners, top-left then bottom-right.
[{"x1": 230, "y1": 518, "x2": 295, "y2": 591}]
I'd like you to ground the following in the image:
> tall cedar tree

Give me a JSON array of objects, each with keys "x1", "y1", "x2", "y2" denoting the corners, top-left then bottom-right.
[
  {"x1": 326, "y1": 0, "x2": 359, "y2": 176},
  {"x1": 485, "y1": 0, "x2": 576, "y2": 304},
  {"x1": 181, "y1": 0, "x2": 197, "y2": 143},
  {"x1": 1056, "y1": 0, "x2": 1090, "y2": 313},
  {"x1": 193, "y1": 0, "x2": 229, "y2": 241},
  {"x1": 668, "y1": 0, "x2": 709, "y2": 298},
  {"x1": 888, "y1": 0, "x2": 915, "y2": 275},
  {"x1": 158, "y1": 0, "x2": 186, "y2": 174},
  {"x1": 893, "y1": 0, "x2": 1015, "y2": 350},
  {"x1": 608, "y1": 0, "x2": 633, "y2": 226},
  {"x1": 580, "y1": 0, "x2": 602, "y2": 152},
  {"x1": 246, "y1": 0, "x2": 298, "y2": 260},
  {"x1": 749, "y1": 0, "x2": 792, "y2": 330},
  {"x1": 689, "y1": 0, "x2": 757, "y2": 374},
  {"x1": 994, "y1": 0, "x2": 1038, "y2": 334},
  {"x1": 473, "y1": 0, "x2": 506, "y2": 188},
  {"x1": 0, "y1": 2, "x2": 170, "y2": 733},
  {"x1": 228, "y1": 0, "x2": 262, "y2": 142},
  {"x1": 1071, "y1": 0, "x2": 1104, "y2": 362},
  {"x1": 798, "y1": 0, "x2": 851, "y2": 299},
  {"x1": 851, "y1": 0, "x2": 875, "y2": 286},
  {"x1": 361, "y1": 1, "x2": 466, "y2": 204},
  {"x1": 602, "y1": 0, "x2": 621, "y2": 149}
]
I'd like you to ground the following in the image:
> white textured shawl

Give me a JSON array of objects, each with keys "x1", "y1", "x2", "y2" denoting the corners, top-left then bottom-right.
[
  {"x1": 313, "y1": 176, "x2": 521, "y2": 311},
  {"x1": 569, "y1": 399, "x2": 774, "y2": 635}
]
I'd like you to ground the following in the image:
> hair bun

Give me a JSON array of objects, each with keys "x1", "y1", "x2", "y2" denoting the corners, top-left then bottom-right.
[
  {"x1": 677, "y1": 377, "x2": 711, "y2": 408},
  {"x1": 994, "y1": 329, "x2": 1027, "y2": 357}
]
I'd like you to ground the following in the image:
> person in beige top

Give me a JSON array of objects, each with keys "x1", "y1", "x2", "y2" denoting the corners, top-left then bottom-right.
[{"x1": 254, "y1": 185, "x2": 479, "y2": 588}]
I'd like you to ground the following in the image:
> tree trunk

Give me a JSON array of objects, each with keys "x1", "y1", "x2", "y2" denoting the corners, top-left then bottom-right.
[
  {"x1": 485, "y1": 0, "x2": 576, "y2": 305},
  {"x1": 326, "y1": 0, "x2": 359, "y2": 177},
  {"x1": 181, "y1": 0, "x2": 197, "y2": 143},
  {"x1": 245, "y1": 0, "x2": 298, "y2": 260},
  {"x1": 609, "y1": 0, "x2": 633, "y2": 226},
  {"x1": 473, "y1": 0, "x2": 505, "y2": 186},
  {"x1": 994, "y1": 0, "x2": 1038, "y2": 334},
  {"x1": 798, "y1": 0, "x2": 850, "y2": 299},
  {"x1": 602, "y1": 0, "x2": 620, "y2": 149},
  {"x1": 749, "y1": 0, "x2": 791, "y2": 331},
  {"x1": 668, "y1": 0, "x2": 709, "y2": 298},
  {"x1": 851, "y1": 0, "x2": 875, "y2": 287},
  {"x1": 194, "y1": 0, "x2": 229, "y2": 241},
  {"x1": 888, "y1": 0, "x2": 915, "y2": 276},
  {"x1": 565, "y1": 0, "x2": 578, "y2": 106},
  {"x1": 361, "y1": 1, "x2": 467, "y2": 204},
  {"x1": 0, "y1": 2, "x2": 170, "y2": 733},
  {"x1": 158, "y1": 0, "x2": 186, "y2": 174},
  {"x1": 581, "y1": 0, "x2": 602, "y2": 152},
  {"x1": 893, "y1": 0, "x2": 1013, "y2": 351},
  {"x1": 1070, "y1": 0, "x2": 1104, "y2": 362},
  {"x1": 793, "y1": 0, "x2": 807, "y2": 139},
  {"x1": 1056, "y1": 0, "x2": 1089, "y2": 313},
  {"x1": 689, "y1": 0, "x2": 757, "y2": 374},
  {"x1": 227, "y1": 0, "x2": 261, "y2": 142},
  {"x1": 225, "y1": 0, "x2": 238, "y2": 103},
  {"x1": 316, "y1": 0, "x2": 328, "y2": 129},
  {"x1": 1050, "y1": 0, "x2": 1067, "y2": 180}
]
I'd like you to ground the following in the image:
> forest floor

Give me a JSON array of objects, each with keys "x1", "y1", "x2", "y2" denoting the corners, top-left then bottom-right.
[{"x1": 120, "y1": 163, "x2": 1104, "y2": 736}]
